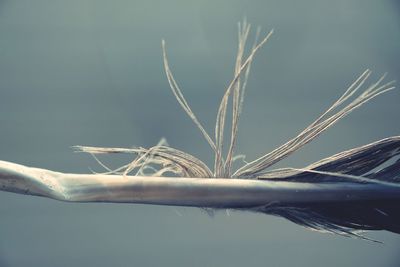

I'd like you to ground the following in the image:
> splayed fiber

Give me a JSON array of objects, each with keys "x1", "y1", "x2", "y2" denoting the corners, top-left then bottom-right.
[
  {"x1": 75, "y1": 144, "x2": 213, "y2": 178},
  {"x1": 71, "y1": 21, "x2": 400, "y2": 240},
  {"x1": 234, "y1": 70, "x2": 395, "y2": 178},
  {"x1": 254, "y1": 200, "x2": 400, "y2": 242},
  {"x1": 257, "y1": 136, "x2": 400, "y2": 184},
  {"x1": 76, "y1": 22, "x2": 396, "y2": 183}
]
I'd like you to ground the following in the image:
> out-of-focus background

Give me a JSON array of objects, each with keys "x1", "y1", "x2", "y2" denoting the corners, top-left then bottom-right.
[{"x1": 1, "y1": 1, "x2": 400, "y2": 266}]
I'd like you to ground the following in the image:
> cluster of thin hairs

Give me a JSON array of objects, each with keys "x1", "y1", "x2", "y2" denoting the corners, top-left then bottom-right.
[{"x1": 75, "y1": 21, "x2": 397, "y2": 184}]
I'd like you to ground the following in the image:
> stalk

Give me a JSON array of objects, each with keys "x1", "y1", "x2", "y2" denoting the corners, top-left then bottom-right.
[{"x1": 1, "y1": 160, "x2": 399, "y2": 206}]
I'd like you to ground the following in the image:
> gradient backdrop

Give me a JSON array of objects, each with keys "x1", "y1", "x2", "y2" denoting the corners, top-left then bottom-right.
[{"x1": 1, "y1": 1, "x2": 400, "y2": 266}]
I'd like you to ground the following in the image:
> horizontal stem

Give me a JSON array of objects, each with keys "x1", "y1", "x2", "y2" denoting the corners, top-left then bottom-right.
[{"x1": 1, "y1": 160, "x2": 399, "y2": 208}]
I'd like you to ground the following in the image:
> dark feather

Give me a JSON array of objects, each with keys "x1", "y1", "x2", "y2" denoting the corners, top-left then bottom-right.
[
  {"x1": 251, "y1": 136, "x2": 400, "y2": 240},
  {"x1": 257, "y1": 136, "x2": 400, "y2": 183},
  {"x1": 253, "y1": 200, "x2": 400, "y2": 241}
]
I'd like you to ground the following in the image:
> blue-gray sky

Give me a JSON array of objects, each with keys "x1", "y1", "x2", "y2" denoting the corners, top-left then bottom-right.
[{"x1": 1, "y1": 1, "x2": 400, "y2": 266}]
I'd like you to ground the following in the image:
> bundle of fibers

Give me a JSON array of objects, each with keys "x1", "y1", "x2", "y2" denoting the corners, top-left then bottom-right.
[{"x1": 1, "y1": 21, "x2": 399, "y2": 241}]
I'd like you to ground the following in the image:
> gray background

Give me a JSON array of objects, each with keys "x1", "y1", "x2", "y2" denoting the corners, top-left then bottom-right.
[{"x1": 1, "y1": 0, "x2": 400, "y2": 266}]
